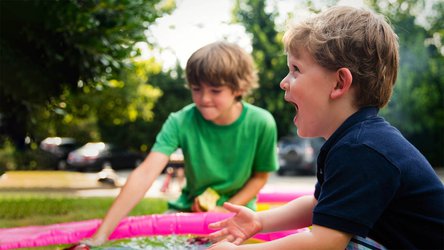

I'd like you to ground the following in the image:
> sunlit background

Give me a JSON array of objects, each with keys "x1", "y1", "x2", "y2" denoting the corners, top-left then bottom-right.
[
  {"x1": 140, "y1": 0, "x2": 367, "y2": 68},
  {"x1": 0, "y1": 0, "x2": 442, "y2": 170}
]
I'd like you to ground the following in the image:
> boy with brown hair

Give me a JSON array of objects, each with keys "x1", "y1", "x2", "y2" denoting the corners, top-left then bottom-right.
[
  {"x1": 208, "y1": 6, "x2": 444, "y2": 249},
  {"x1": 80, "y1": 41, "x2": 279, "y2": 246}
]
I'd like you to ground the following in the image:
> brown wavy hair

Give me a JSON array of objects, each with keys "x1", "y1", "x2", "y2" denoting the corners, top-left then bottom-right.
[
  {"x1": 185, "y1": 41, "x2": 259, "y2": 101},
  {"x1": 283, "y1": 6, "x2": 399, "y2": 108}
]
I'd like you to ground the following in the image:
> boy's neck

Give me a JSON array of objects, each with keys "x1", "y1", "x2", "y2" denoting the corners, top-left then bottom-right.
[
  {"x1": 212, "y1": 101, "x2": 243, "y2": 126},
  {"x1": 324, "y1": 102, "x2": 359, "y2": 140}
]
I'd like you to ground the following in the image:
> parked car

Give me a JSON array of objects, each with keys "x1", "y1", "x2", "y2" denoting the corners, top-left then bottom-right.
[
  {"x1": 67, "y1": 142, "x2": 144, "y2": 172},
  {"x1": 277, "y1": 136, "x2": 325, "y2": 176},
  {"x1": 167, "y1": 148, "x2": 184, "y2": 168},
  {"x1": 39, "y1": 137, "x2": 79, "y2": 170}
]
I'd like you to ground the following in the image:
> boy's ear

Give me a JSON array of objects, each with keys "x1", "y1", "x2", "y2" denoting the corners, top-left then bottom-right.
[
  {"x1": 330, "y1": 68, "x2": 353, "y2": 99},
  {"x1": 234, "y1": 89, "x2": 244, "y2": 98}
]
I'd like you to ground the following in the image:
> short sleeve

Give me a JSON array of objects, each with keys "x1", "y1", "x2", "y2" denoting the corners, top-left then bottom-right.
[
  {"x1": 151, "y1": 113, "x2": 180, "y2": 156},
  {"x1": 313, "y1": 144, "x2": 400, "y2": 236}
]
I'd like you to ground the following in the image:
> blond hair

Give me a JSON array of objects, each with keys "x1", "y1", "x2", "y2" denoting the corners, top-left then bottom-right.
[
  {"x1": 185, "y1": 41, "x2": 258, "y2": 100},
  {"x1": 283, "y1": 6, "x2": 399, "y2": 108}
]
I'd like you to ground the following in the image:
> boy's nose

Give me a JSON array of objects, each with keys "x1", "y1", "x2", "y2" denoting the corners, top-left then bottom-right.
[
  {"x1": 201, "y1": 91, "x2": 212, "y2": 103},
  {"x1": 280, "y1": 75, "x2": 289, "y2": 90}
]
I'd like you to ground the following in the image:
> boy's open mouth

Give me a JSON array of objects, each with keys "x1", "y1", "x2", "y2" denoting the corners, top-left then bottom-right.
[
  {"x1": 288, "y1": 100, "x2": 298, "y2": 117},
  {"x1": 284, "y1": 95, "x2": 298, "y2": 117}
]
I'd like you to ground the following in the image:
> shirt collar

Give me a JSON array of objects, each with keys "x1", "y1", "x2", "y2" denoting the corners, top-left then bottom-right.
[{"x1": 321, "y1": 106, "x2": 379, "y2": 153}]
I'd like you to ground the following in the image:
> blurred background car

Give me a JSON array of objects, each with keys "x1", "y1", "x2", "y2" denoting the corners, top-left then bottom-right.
[
  {"x1": 39, "y1": 137, "x2": 79, "y2": 170},
  {"x1": 277, "y1": 135, "x2": 325, "y2": 176},
  {"x1": 161, "y1": 148, "x2": 186, "y2": 192},
  {"x1": 67, "y1": 142, "x2": 144, "y2": 172},
  {"x1": 167, "y1": 148, "x2": 184, "y2": 169}
]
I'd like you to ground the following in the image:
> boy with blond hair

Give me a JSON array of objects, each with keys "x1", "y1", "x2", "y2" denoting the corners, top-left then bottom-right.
[
  {"x1": 80, "y1": 41, "x2": 279, "y2": 246},
  {"x1": 208, "y1": 6, "x2": 444, "y2": 249}
]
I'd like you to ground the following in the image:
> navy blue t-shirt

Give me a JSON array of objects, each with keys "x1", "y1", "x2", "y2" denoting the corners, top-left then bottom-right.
[{"x1": 313, "y1": 107, "x2": 444, "y2": 249}]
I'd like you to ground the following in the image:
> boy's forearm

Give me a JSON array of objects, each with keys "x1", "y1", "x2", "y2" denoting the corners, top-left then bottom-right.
[
  {"x1": 92, "y1": 153, "x2": 168, "y2": 241},
  {"x1": 92, "y1": 166, "x2": 154, "y2": 240},
  {"x1": 259, "y1": 195, "x2": 316, "y2": 232},
  {"x1": 233, "y1": 227, "x2": 350, "y2": 250},
  {"x1": 227, "y1": 172, "x2": 269, "y2": 206}
]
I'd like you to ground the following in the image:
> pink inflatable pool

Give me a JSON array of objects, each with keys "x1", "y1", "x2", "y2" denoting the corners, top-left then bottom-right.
[
  {"x1": 257, "y1": 189, "x2": 313, "y2": 203},
  {"x1": 0, "y1": 190, "x2": 314, "y2": 249}
]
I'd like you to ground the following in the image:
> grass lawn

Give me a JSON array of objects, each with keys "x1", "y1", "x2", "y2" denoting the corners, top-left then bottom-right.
[
  {"x1": 0, "y1": 192, "x2": 169, "y2": 249},
  {"x1": 0, "y1": 192, "x2": 168, "y2": 228}
]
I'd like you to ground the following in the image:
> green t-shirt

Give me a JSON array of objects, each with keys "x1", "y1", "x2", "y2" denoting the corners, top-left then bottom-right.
[{"x1": 151, "y1": 102, "x2": 278, "y2": 211}]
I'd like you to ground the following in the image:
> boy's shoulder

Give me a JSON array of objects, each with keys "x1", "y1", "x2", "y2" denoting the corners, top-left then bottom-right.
[
  {"x1": 338, "y1": 114, "x2": 403, "y2": 149},
  {"x1": 243, "y1": 102, "x2": 272, "y2": 115},
  {"x1": 171, "y1": 103, "x2": 197, "y2": 116},
  {"x1": 333, "y1": 112, "x2": 429, "y2": 167},
  {"x1": 165, "y1": 103, "x2": 198, "y2": 125},
  {"x1": 243, "y1": 102, "x2": 275, "y2": 122}
]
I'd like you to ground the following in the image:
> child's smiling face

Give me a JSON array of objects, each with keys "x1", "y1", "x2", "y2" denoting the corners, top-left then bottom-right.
[
  {"x1": 191, "y1": 82, "x2": 242, "y2": 125},
  {"x1": 280, "y1": 50, "x2": 337, "y2": 139}
]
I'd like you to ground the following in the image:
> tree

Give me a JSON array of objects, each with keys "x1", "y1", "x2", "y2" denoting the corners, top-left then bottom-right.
[
  {"x1": 52, "y1": 58, "x2": 165, "y2": 150},
  {"x1": 234, "y1": 0, "x2": 443, "y2": 166},
  {"x1": 146, "y1": 63, "x2": 191, "y2": 147},
  {"x1": 233, "y1": 0, "x2": 294, "y2": 138},
  {"x1": 367, "y1": 0, "x2": 444, "y2": 166},
  {"x1": 0, "y1": 0, "x2": 175, "y2": 150}
]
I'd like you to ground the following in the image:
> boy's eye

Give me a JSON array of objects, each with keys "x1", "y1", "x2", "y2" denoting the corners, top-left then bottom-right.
[
  {"x1": 211, "y1": 89, "x2": 222, "y2": 94},
  {"x1": 292, "y1": 65, "x2": 300, "y2": 72},
  {"x1": 191, "y1": 87, "x2": 201, "y2": 92}
]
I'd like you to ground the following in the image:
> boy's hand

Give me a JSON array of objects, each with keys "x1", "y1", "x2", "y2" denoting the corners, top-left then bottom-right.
[
  {"x1": 191, "y1": 197, "x2": 205, "y2": 212},
  {"x1": 208, "y1": 202, "x2": 262, "y2": 245},
  {"x1": 192, "y1": 197, "x2": 228, "y2": 213},
  {"x1": 209, "y1": 206, "x2": 229, "y2": 213},
  {"x1": 207, "y1": 241, "x2": 238, "y2": 250},
  {"x1": 80, "y1": 235, "x2": 107, "y2": 247}
]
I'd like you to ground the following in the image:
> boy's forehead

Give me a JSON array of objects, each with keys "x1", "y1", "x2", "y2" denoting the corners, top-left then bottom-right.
[
  {"x1": 193, "y1": 81, "x2": 224, "y2": 88},
  {"x1": 286, "y1": 48, "x2": 308, "y2": 61},
  {"x1": 286, "y1": 44, "x2": 306, "y2": 58}
]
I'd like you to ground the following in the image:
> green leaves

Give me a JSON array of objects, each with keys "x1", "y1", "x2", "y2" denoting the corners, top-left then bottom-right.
[{"x1": 0, "y1": 0, "x2": 174, "y2": 151}]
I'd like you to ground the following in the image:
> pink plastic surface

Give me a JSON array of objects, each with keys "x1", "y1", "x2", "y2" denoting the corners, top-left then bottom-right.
[
  {"x1": 257, "y1": 189, "x2": 313, "y2": 203},
  {"x1": 0, "y1": 190, "x2": 313, "y2": 249}
]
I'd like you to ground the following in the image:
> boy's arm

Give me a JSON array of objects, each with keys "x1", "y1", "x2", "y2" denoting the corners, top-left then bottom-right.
[
  {"x1": 259, "y1": 195, "x2": 316, "y2": 231},
  {"x1": 260, "y1": 199, "x2": 352, "y2": 247},
  {"x1": 210, "y1": 225, "x2": 351, "y2": 250},
  {"x1": 209, "y1": 196, "x2": 317, "y2": 243},
  {"x1": 225, "y1": 171, "x2": 270, "y2": 207},
  {"x1": 210, "y1": 197, "x2": 351, "y2": 249},
  {"x1": 83, "y1": 151, "x2": 170, "y2": 245}
]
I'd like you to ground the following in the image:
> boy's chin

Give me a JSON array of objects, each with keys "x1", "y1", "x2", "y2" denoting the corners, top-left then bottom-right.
[
  {"x1": 296, "y1": 128, "x2": 309, "y2": 138},
  {"x1": 200, "y1": 113, "x2": 217, "y2": 121}
]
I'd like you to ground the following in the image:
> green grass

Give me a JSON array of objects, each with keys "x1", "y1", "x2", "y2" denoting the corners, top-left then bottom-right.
[{"x1": 0, "y1": 192, "x2": 168, "y2": 228}]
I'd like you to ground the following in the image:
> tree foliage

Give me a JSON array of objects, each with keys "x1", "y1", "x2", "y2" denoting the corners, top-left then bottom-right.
[
  {"x1": 51, "y1": 59, "x2": 165, "y2": 150},
  {"x1": 95, "y1": 60, "x2": 191, "y2": 151},
  {"x1": 233, "y1": 0, "x2": 294, "y2": 138},
  {"x1": 367, "y1": 0, "x2": 444, "y2": 166},
  {"x1": 234, "y1": 0, "x2": 443, "y2": 166},
  {"x1": 0, "y1": 0, "x2": 175, "y2": 150}
]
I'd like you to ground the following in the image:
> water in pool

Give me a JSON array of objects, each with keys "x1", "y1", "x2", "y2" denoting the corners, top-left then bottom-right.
[{"x1": 91, "y1": 235, "x2": 210, "y2": 250}]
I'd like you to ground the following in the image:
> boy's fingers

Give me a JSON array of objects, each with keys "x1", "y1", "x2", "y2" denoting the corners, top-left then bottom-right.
[
  {"x1": 209, "y1": 227, "x2": 228, "y2": 238},
  {"x1": 191, "y1": 198, "x2": 204, "y2": 212},
  {"x1": 223, "y1": 202, "x2": 240, "y2": 213},
  {"x1": 209, "y1": 228, "x2": 230, "y2": 242},
  {"x1": 208, "y1": 220, "x2": 226, "y2": 229},
  {"x1": 233, "y1": 237, "x2": 243, "y2": 245},
  {"x1": 225, "y1": 234, "x2": 235, "y2": 243}
]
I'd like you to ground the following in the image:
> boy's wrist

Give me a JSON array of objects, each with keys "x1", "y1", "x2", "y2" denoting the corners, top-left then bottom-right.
[
  {"x1": 81, "y1": 234, "x2": 107, "y2": 246},
  {"x1": 256, "y1": 213, "x2": 265, "y2": 233}
]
